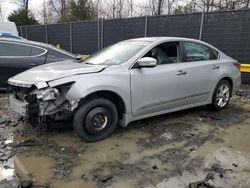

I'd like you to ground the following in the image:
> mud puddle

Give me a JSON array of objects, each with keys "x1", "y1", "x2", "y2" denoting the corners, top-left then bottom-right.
[
  {"x1": 153, "y1": 119, "x2": 250, "y2": 188},
  {"x1": 0, "y1": 86, "x2": 250, "y2": 187}
]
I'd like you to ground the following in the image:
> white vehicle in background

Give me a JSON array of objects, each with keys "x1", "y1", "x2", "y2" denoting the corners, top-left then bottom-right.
[
  {"x1": 0, "y1": 21, "x2": 18, "y2": 35},
  {"x1": 0, "y1": 22, "x2": 23, "y2": 39}
]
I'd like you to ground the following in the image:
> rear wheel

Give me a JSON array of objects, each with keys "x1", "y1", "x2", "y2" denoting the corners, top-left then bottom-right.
[
  {"x1": 211, "y1": 80, "x2": 231, "y2": 110},
  {"x1": 73, "y1": 98, "x2": 118, "y2": 142}
]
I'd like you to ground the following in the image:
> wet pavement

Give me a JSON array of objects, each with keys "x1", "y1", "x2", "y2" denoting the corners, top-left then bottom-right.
[{"x1": 1, "y1": 86, "x2": 250, "y2": 188}]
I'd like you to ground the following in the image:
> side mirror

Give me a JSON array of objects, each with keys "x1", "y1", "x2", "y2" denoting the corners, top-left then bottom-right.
[{"x1": 137, "y1": 57, "x2": 157, "y2": 68}]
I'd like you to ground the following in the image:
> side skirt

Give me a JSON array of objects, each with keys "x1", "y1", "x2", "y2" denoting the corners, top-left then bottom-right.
[{"x1": 120, "y1": 100, "x2": 210, "y2": 127}]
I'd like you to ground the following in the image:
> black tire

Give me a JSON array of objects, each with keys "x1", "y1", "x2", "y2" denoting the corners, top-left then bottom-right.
[
  {"x1": 210, "y1": 80, "x2": 232, "y2": 111},
  {"x1": 73, "y1": 98, "x2": 118, "y2": 142}
]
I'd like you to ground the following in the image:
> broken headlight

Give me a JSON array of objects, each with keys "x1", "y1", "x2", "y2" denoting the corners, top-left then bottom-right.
[{"x1": 34, "y1": 87, "x2": 59, "y2": 101}]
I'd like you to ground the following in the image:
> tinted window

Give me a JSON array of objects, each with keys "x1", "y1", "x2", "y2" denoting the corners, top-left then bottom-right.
[
  {"x1": 47, "y1": 49, "x2": 74, "y2": 59},
  {"x1": 0, "y1": 42, "x2": 45, "y2": 57},
  {"x1": 183, "y1": 42, "x2": 218, "y2": 62},
  {"x1": 31, "y1": 47, "x2": 45, "y2": 56},
  {"x1": 144, "y1": 42, "x2": 179, "y2": 65}
]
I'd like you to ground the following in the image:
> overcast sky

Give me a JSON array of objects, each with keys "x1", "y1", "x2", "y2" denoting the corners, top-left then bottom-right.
[
  {"x1": 2, "y1": 0, "x2": 149, "y2": 21},
  {"x1": 1, "y1": 0, "x2": 187, "y2": 21}
]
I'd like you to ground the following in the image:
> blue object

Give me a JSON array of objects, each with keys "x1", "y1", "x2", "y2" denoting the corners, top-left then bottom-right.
[{"x1": 0, "y1": 33, "x2": 24, "y2": 39}]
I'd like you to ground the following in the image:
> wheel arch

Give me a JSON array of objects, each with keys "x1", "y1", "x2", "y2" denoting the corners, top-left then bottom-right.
[{"x1": 78, "y1": 90, "x2": 127, "y2": 121}]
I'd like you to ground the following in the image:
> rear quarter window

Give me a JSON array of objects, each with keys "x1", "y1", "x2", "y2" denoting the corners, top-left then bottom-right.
[
  {"x1": 30, "y1": 47, "x2": 46, "y2": 56},
  {"x1": 47, "y1": 49, "x2": 74, "y2": 59}
]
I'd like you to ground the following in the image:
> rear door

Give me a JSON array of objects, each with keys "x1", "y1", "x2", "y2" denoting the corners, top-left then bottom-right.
[
  {"x1": 181, "y1": 41, "x2": 220, "y2": 104},
  {"x1": 0, "y1": 41, "x2": 47, "y2": 88}
]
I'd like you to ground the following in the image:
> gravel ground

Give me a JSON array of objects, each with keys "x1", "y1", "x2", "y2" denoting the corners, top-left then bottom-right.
[{"x1": 0, "y1": 85, "x2": 250, "y2": 188}]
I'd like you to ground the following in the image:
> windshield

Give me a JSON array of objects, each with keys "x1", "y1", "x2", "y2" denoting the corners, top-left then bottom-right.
[{"x1": 84, "y1": 41, "x2": 150, "y2": 65}]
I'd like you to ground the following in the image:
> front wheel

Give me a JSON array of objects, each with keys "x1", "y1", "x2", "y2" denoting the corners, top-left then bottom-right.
[
  {"x1": 210, "y1": 80, "x2": 232, "y2": 110},
  {"x1": 73, "y1": 98, "x2": 118, "y2": 142}
]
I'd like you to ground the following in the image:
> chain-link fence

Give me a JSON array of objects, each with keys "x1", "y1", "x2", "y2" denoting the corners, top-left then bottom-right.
[{"x1": 17, "y1": 9, "x2": 250, "y2": 63}]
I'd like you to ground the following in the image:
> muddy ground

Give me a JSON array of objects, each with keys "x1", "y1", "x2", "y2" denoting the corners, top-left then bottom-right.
[{"x1": 1, "y1": 86, "x2": 250, "y2": 188}]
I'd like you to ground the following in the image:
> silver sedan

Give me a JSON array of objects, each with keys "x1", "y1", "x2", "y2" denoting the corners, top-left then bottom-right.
[{"x1": 8, "y1": 37, "x2": 241, "y2": 142}]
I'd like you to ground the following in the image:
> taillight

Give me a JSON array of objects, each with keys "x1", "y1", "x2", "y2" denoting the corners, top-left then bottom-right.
[{"x1": 233, "y1": 62, "x2": 240, "y2": 71}]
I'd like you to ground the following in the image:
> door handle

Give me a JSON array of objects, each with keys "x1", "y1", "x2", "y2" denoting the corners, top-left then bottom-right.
[
  {"x1": 29, "y1": 63, "x2": 39, "y2": 67},
  {"x1": 176, "y1": 70, "x2": 187, "y2": 75},
  {"x1": 211, "y1": 65, "x2": 220, "y2": 69}
]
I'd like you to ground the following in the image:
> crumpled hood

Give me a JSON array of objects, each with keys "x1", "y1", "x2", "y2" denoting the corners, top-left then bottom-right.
[{"x1": 8, "y1": 60, "x2": 106, "y2": 87}]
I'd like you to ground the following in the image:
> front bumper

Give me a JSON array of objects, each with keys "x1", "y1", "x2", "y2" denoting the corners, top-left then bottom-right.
[{"x1": 8, "y1": 84, "x2": 77, "y2": 122}]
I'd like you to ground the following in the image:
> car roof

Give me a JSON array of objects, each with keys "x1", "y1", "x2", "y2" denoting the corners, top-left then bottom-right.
[
  {"x1": 127, "y1": 37, "x2": 200, "y2": 42},
  {"x1": 0, "y1": 37, "x2": 76, "y2": 58},
  {"x1": 0, "y1": 37, "x2": 55, "y2": 48},
  {"x1": 126, "y1": 37, "x2": 219, "y2": 51}
]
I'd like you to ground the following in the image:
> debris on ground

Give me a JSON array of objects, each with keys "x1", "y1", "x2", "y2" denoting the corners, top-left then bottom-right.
[
  {"x1": 189, "y1": 173, "x2": 215, "y2": 188},
  {"x1": 20, "y1": 180, "x2": 33, "y2": 188},
  {"x1": 199, "y1": 115, "x2": 222, "y2": 120},
  {"x1": 14, "y1": 138, "x2": 43, "y2": 147},
  {"x1": 236, "y1": 88, "x2": 250, "y2": 102},
  {"x1": 236, "y1": 89, "x2": 250, "y2": 97},
  {"x1": 0, "y1": 151, "x2": 15, "y2": 162}
]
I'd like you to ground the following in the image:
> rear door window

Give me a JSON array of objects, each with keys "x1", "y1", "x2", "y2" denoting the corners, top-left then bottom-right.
[
  {"x1": 183, "y1": 41, "x2": 218, "y2": 62},
  {"x1": 0, "y1": 42, "x2": 46, "y2": 57}
]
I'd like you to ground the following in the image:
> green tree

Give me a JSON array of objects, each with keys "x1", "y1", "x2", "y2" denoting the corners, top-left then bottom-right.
[
  {"x1": 8, "y1": 8, "x2": 39, "y2": 26},
  {"x1": 58, "y1": 0, "x2": 96, "y2": 22}
]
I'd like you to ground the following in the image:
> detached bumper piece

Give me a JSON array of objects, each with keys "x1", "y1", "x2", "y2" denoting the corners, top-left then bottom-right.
[
  {"x1": 9, "y1": 95, "x2": 28, "y2": 116},
  {"x1": 9, "y1": 94, "x2": 39, "y2": 117}
]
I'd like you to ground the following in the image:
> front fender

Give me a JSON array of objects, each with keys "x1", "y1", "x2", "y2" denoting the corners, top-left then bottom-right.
[{"x1": 48, "y1": 72, "x2": 131, "y2": 113}]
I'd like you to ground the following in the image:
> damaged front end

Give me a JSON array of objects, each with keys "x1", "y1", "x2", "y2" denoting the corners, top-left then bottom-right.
[{"x1": 8, "y1": 82, "x2": 78, "y2": 127}]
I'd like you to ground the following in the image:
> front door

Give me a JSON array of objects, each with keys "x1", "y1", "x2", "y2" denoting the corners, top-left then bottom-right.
[{"x1": 130, "y1": 41, "x2": 188, "y2": 117}]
